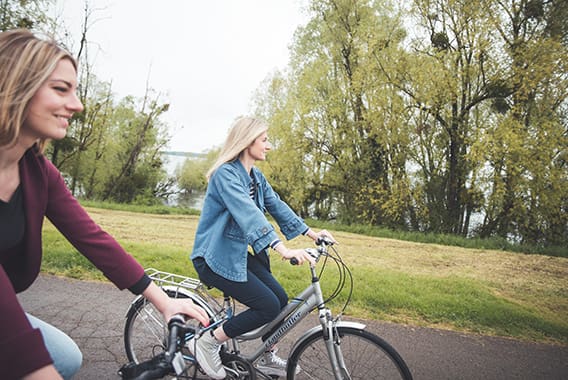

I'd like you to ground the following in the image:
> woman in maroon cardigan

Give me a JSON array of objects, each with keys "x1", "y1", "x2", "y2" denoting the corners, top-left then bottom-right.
[{"x1": 0, "y1": 29, "x2": 210, "y2": 380}]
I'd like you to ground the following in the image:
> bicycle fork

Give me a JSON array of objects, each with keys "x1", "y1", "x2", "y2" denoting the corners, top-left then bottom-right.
[{"x1": 318, "y1": 307, "x2": 352, "y2": 380}]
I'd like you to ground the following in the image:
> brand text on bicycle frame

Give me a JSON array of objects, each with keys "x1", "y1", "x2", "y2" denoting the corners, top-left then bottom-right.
[{"x1": 265, "y1": 308, "x2": 306, "y2": 348}]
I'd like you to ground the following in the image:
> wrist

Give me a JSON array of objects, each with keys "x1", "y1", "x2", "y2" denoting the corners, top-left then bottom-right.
[
  {"x1": 306, "y1": 229, "x2": 318, "y2": 240},
  {"x1": 274, "y1": 243, "x2": 288, "y2": 256}
]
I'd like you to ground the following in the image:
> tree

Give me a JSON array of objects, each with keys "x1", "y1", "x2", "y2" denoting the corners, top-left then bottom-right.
[
  {"x1": 255, "y1": 0, "x2": 409, "y2": 223},
  {"x1": 177, "y1": 149, "x2": 218, "y2": 194},
  {"x1": 100, "y1": 90, "x2": 171, "y2": 204},
  {"x1": 0, "y1": 0, "x2": 50, "y2": 31},
  {"x1": 475, "y1": 0, "x2": 568, "y2": 245}
]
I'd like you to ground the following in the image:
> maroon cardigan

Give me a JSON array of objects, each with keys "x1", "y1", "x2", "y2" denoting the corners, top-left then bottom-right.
[{"x1": 0, "y1": 148, "x2": 146, "y2": 379}]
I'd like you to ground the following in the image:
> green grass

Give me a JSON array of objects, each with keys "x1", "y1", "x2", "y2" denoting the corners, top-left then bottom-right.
[{"x1": 41, "y1": 206, "x2": 568, "y2": 345}]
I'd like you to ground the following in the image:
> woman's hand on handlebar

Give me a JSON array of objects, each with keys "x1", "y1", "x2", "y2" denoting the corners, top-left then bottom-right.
[
  {"x1": 280, "y1": 247, "x2": 316, "y2": 266},
  {"x1": 161, "y1": 297, "x2": 210, "y2": 326},
  {"x1": 142, "y1": 282, "x2": 210, "y2": 326},
  {"x1": 306, "y1": 229, "x2": 337, "y2": 245}
]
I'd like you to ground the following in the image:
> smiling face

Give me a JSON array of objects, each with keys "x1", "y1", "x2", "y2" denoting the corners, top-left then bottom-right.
[
  {"x1": 20, "y1": 58, "x2": 83, "y2": 145},
  {"x1": 245, "y1": 131, "x2": 272, "y2": 162}
]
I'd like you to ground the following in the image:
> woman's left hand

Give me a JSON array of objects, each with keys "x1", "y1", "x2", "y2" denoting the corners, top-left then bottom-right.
[
  {"x1": 143, "y1": 282, "x2": 210, "y2": 326},
  {"x1": 160, "y1": 297, "x2": 211, "y2": 326}
]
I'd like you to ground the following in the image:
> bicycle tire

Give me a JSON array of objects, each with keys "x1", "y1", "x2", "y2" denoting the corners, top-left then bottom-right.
[{"x1": 286, "y1": 326, "x2": 412, "y2": 380}]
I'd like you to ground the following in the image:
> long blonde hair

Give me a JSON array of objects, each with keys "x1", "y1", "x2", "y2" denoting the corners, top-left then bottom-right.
[
  {"x1": 0, "y1": 29, "x2": 77, "y2": 152},
  {"x1": 206, "y1": 116, "x2": 268, "y2": 180}
]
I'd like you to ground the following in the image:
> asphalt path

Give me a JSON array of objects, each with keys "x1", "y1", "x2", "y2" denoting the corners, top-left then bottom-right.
[{"x1": 17, "y1": 274, "x2": 568, "y2": 380}]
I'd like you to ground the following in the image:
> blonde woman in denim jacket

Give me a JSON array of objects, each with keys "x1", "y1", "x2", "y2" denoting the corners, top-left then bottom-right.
[{"x1": 190, "y1": 116, "x2": 335, "y2": 379}]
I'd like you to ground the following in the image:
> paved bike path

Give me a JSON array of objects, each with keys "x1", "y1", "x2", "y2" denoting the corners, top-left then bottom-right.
[{"x1": 17, "y1": 274, "x2": 567, "y2": 380}]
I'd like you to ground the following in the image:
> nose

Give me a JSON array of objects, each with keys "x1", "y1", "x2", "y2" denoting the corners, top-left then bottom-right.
[
  {"x1": 68, "y1": 92, "x2": 84, "y2": 113},
  {"x1": 266, "y1": 141, "x2": 272, "y2": 150}
]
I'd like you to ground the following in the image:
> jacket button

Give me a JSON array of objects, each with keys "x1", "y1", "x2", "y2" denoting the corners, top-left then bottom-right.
[{"x1": 262, "y1": 227, "x2": 268, "y2": 233}]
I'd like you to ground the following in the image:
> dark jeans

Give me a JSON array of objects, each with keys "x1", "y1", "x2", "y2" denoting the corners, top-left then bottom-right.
[{"x1": 193, "y1": 253, "x2": 288, "y2": 338}]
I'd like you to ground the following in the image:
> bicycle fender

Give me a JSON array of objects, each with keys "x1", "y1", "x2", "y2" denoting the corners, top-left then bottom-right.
[{"x1": 288, "y1": 321, "x2": 366, "y2": 354}]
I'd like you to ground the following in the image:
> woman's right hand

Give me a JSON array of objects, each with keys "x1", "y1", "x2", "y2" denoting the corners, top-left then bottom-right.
[{"x1": 280, "y1": 247, "x2": 316, "y2": 266}]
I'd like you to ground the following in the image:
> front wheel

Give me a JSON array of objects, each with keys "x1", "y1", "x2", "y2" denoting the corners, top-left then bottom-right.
[{"x1": 286, "y1": 326, "x2": 412, "y2": 380}]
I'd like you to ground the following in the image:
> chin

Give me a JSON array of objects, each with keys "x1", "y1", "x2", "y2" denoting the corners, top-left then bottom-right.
[{"x1": 52, "y1": 131, "x2": 68, "y2": 140}]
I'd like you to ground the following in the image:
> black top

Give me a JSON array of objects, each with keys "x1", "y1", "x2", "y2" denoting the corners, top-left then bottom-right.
[{"x1": 0, "y1": 184, "x2": 25, "y2": 251}]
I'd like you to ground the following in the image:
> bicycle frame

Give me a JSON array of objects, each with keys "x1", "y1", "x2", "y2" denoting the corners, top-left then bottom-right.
[
  {"x1": 140, "y1": 242, "x2": 368, "y2": 379},
  {"x1": 204, "y1": 262, "x2": 366, "y2": 379}
]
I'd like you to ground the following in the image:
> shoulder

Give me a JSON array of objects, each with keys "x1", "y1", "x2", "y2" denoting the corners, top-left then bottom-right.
[
  {"x1": 211, "y1": 162, "x2": 235, "y2": 181},
  {"x1": 212, "y1": 161, "x2": 247, "y2": 181},
  {"x1": 21, "y1": 148, "x2": 67, "y2": 194},
  {"x1": 21, "y1": 147, "x2": 49, "y2": 179}
]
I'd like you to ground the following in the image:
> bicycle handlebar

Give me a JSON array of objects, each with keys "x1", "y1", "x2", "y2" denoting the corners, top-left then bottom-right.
[
  {"x1": 118, "y1": 314, "x2": 187, "y2": 380},
  {"x1": 290, "y1": 236, "x2": 334, "y2": 265}
]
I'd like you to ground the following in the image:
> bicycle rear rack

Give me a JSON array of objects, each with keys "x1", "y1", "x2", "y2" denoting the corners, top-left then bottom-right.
[{"x1": 145, "y1": 267, "x2": 223, "y2": 313}]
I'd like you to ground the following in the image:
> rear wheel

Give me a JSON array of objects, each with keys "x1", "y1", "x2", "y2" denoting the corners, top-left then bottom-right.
[
  {"x1": 123, "y1": 289, "x2": 213, "y2": 378},
  {"x1": 287, "y1": 326, "x2": 412, "y2": 380}
]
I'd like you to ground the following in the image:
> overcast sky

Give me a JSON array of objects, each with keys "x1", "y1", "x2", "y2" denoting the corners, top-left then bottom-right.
[{"x1": 54, "y1": 0, "x2": 309, "y2": 153}]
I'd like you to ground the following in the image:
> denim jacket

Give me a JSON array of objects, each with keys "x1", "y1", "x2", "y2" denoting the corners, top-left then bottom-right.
[{"x1": 190, "y1": 160, "x2": 308, "y2": 282}]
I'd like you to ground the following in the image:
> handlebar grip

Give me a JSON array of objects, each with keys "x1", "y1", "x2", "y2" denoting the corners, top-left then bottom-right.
[
  {"x1": 168, "y1": 314, "x2": 187, "y2": 326},
  {"x1": 316, "y1": 236, "x2": 334, "y2": 246},
  {"x1": 290, "y1": 248, "x2": 319, "y2": 265}
]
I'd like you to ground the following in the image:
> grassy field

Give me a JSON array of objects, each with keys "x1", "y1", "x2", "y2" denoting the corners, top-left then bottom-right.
[{"x1": 41, "y1": 207, "x2": 568, "y2": 345}]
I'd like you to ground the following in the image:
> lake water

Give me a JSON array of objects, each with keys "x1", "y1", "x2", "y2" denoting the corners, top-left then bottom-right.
[{"x1": 162, "y1": 153, "x2": 205, "y2": 210}]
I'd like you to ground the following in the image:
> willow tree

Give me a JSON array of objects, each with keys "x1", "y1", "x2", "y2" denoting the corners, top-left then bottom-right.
[
  {"x1": 475, "y1": 0, "x2": 568, "y2": 245},
  {"x1": 375, "y1": 0, "x2": 505, "y2": 235},
  {"x1": 255, "y1": 0, "x2": 407, "y2": 223},
  {"x1": 98, "y1": 91, "x2": 170, "y2": 204}
]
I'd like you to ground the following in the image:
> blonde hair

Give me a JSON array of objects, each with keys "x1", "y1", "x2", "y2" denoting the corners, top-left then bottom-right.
[
  {"x1": 0, "y1": 29, "x2": 77, "y2": 152},
  {"x1": 206, "y1": 116, "x2": 268, "y2": 180}
]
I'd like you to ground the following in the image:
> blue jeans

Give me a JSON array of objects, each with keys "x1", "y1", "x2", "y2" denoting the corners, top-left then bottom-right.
[
  {"x1": 193, "y1": 253, "x2": 288, "y2": 338},
  {"x1": 27, "y1": 313, "x2": 82, "y2": 379}
]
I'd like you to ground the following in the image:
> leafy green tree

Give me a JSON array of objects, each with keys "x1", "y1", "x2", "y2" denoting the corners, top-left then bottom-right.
[
  {"x1": 256, "y1": 0, "x2": 408, "y2": 224},
  {"x1": 475, "y1": 0, "x2": 568, "y2": 245},
  {"x1": 0, "y1": 0, "x2": 50, "y2": 31},
  {"x1": 99, "y1": 92, "x2": 170, "y2": 204},
  {"x1": 252, "y1": 0, "x2": 567, "y2": 247},
  {"x1": 177, "y1": 149, "x2": 218, "y2": 194}
]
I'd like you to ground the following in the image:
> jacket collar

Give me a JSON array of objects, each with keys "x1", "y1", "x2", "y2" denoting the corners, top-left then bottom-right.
[{"x1": 229, "y1": 159, "x2": 260, "y2": 188}]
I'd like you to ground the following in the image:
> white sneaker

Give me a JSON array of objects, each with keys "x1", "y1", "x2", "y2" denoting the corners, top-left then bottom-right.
[
  {"x1": 187, "y1": 332, "x2": 226, "y2": 379},
  {"x1": 255, "y1": 349, "x2": 300, "y2": 377}
]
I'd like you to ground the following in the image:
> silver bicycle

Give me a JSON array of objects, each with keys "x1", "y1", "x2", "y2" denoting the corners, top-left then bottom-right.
[{"x1": 120, "y1": 238, "x2": 413, "y2": 380}]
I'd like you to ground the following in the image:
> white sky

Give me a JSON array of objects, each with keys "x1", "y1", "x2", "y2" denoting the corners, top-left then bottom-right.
[{"x1": 53, "y1": 0, "x2": 309, "y2": 153}]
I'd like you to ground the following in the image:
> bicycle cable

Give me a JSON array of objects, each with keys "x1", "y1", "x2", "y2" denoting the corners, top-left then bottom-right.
[{"x1": 316, "y1": 244, "x2": 354, "y2": 317}]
